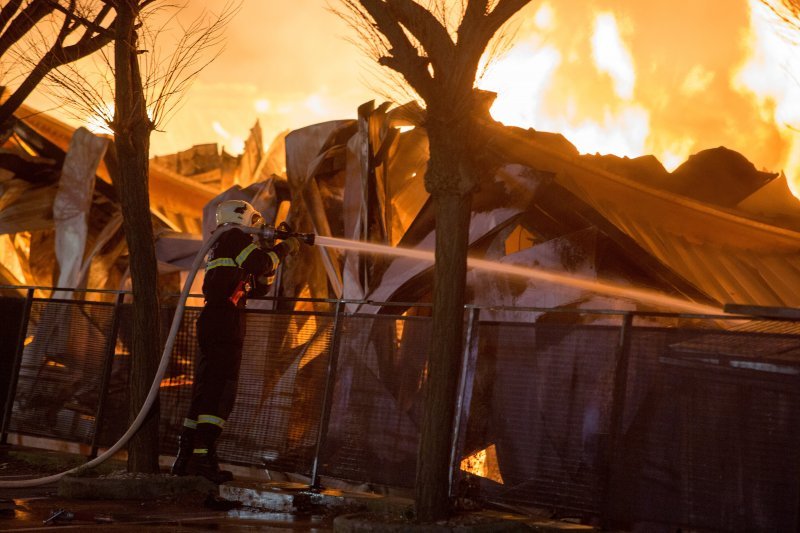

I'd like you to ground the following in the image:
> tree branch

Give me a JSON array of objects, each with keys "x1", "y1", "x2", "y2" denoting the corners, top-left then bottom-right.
[
  {"x1": 484, "y1": 0, "x2": 530, "y2": 36},
  {"x1": 461, "y1": 0, "x2": 489, "y2": 30},
  {"x1": 52, "y1": 0, "x2": 76, "y2": 48},
  {"x1": 58, "y1": 28, "x2": 114, "y2": 64},
  {"x1": 359, "y1": 0, "x2": 434, "y2": 100},
  {"x1": 387, "y1": 0, "x2": 454, "y2": 64},
  {"x1": 0, "y1": 26, "x2": 113, "y2": 126},
  {"x1": 0, "y1": 0, "x2": 54, "y2": 58},
  {"x1": 0, "y1": 0, "x2": 23, "y2": 36},
  {"x1": 42, "y1": 0, "x2": 115, "y2": 39},
  {"x1": 454, "y1": 0, "x2": 530, "y2": 86}
]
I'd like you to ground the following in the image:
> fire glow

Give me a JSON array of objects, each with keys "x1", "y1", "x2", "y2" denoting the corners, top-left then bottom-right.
[
  {"x1": 460, "y1": 444, "x2": 504, "y2": 484},
  {"x1": 473, "y1": 1, "x2": 800, "y2": 194},
  {"x1": 45, "y1": 1, "x2": 800, "y2": 200}
]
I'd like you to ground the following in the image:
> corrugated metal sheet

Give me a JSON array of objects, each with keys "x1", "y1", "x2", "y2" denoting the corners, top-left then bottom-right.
[{"x1": 491, "y1": 126, "x2": 800, "y2": 308}]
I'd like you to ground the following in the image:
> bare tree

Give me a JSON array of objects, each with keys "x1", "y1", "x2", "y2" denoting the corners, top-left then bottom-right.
[
  {"x1": 0, "y1": 0, "x2": 115, "y2": 126},
  {"x1": 40, "y1": 0, "x2": 236, "y2": 473},
  {"x1": 334, "y1": 0, "x2": 530, "y2": 521}
]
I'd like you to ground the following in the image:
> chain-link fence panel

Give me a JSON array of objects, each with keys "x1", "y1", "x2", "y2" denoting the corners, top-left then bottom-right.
[
  {"x1": 6, "y1": 291, "x2": 800, "y2": 533},
  {"x1": 462, "y1": 317, "x2": 621, "y2": 517},
  {"x1": 150, "y1": 305, "x2": 202, "y2": 456},
  {"x1": 7, "y1": 298, "x2": 116, "y2": 444},
  {"x1": 103, "y1": 303, "x2": 334, "y2": 474},
  {"x1": 320, "y1": 313, "x2": 431, "y2": 488},
  {"x1": 219, "y1": 309, "x2": 333, "y2": 474},
  {"x1": 95, "y1": 304, "x2": 199, "y2": 451},
  {"x1": 613, "y1": 322, "x2": 800, "y2": 532}
]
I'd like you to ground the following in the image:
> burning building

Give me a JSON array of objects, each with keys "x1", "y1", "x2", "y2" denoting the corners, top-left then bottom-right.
[
  {"x1": 3, "y1": 81, "x2": 800, "y2": 318},
  {"x1": 3, "y1": 94, "x2": 800, "y2": 529}
]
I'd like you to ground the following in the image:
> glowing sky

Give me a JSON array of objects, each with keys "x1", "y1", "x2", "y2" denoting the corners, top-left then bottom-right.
[{"x1": 24, "y1": 1, "x2": 800, "y2": 192}]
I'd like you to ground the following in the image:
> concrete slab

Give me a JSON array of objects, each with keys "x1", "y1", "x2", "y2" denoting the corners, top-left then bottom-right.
[
  {"x1": 217, "y1": 482, "x2": 594, "y2": 532},
  {"x1": 220, "y1": 481, "x2": 299, "y2": 512},
  {"x1": 219, "y1": 480, "x2": 383, "y2": 514}
]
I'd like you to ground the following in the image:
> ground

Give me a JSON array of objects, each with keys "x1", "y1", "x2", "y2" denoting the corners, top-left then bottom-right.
[
  {"x1": 0, "y1": 446, "x2": 598, "y2": 532},
  {"x1": 0, "y1": 446, "x2": 336, "y2": 531}
]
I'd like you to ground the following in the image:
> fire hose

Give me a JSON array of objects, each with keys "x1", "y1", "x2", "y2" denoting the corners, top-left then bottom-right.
[{"x1": 0, "y1": 223, "x2": 314, "y2": 488}]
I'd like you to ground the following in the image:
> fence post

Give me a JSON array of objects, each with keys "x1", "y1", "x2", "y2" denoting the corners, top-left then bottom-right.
[
  {"x1": 309, "y1": 300, "x2": 344, "y2": 490},
  {"x1": 601, "y1": 312, "x2": 634, "y2": 524},
  {"x1": 1, "y1": 288, "x2": 34, "y2": 445},
  {"x1": 448, "y1": 306, "x2": 481, "y2": 499},
  {"x1": 89, "y1": 292, "x2": 125, "y2": 458}
]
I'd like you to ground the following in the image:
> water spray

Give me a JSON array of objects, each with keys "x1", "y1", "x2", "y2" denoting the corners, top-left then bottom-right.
[{"x1": 313, "y1": 236, "x2": 722, "y2": 315}]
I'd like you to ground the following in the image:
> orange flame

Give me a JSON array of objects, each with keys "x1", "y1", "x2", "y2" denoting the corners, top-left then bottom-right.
[
  {"x1": 476, "y1": 1, "x2": 800, "y2": 200},
  {"x1": 26, "y1": 1, "x2": 800, "y2": 203},
  {"x1": 460, "y1": 444, "x2": 504, "y2": 484},
  {"x1": 160, "y1": 375, "x2": 193, "y2": 388}
]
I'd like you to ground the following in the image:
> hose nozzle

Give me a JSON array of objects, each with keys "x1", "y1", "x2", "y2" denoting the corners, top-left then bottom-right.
[{"x1": 259, "y1": 222, "x2": 316, "y2": 246}]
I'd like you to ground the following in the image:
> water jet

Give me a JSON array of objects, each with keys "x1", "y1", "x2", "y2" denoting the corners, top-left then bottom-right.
[{"x1": 314, "y1": 236, "x2": 722, "y2": 315}]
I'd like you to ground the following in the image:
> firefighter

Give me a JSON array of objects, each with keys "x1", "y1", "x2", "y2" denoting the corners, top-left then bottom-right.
[{"x1": 171, "y1": 199, "x2": 302, "y2": 483}]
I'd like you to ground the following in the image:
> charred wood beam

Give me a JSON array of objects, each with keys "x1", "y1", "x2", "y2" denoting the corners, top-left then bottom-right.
[
  {"x1": 11, "y1": 116, "x2": 66, "y2": 163},
  {"x1": 0, "y1": 152, "x2": 59, "y2": 183}
]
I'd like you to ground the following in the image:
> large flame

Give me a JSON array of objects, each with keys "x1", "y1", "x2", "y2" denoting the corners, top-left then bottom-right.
[
  {"x1": 475, "y1": 1, "x2": 800, "y2": 197},
  {"x1": 479, "y1": 7, "x2": 652, "y2": 161},
  {"x1": 460, "y1": 444, "x2": 504, "y2": 484},
  {"x1": 736, "y1": 0, "x2": 800, "y2": 196}
]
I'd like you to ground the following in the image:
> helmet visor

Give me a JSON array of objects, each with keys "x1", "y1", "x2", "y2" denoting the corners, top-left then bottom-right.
[{"x1": 251, "y1": 212, "x2": 264, "y2": 227}]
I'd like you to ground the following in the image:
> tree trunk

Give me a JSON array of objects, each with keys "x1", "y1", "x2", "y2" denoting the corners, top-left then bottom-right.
[
  {"x1": 114, "y1": 1, "x2": 160, "y2": 474},
  {"x1": 415, "y1": 117, "x2": 475, "y2": 521}
]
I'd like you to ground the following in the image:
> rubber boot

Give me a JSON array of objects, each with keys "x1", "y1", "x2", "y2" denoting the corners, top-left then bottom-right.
[
  {"x1": 188, "y1": 419, "x2": 234, "y2": 484},
  {"x1": 186, "y1": 445, "x2": 233, "y2": 484},
  {"x1": 170, "y1": 432, "x2": 194, "y2": 476}
]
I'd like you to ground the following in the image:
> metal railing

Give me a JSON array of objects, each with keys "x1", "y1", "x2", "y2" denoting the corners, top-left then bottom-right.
[{"x1": 1, "y1": 286, "x2": 799, "y2": 532}]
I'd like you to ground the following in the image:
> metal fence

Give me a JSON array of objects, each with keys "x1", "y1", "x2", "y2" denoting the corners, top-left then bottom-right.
[{"x1": 1, "y1": 287, "x2": 800, "y2": 532}]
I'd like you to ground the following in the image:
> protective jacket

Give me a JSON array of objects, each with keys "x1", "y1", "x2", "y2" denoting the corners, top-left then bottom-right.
[{"x1": 203, "y1": 226, "x2": 283, "y2": 307}]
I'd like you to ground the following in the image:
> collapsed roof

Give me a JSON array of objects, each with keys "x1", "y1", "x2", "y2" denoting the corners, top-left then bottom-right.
[{"x1": 1, "y1": 100, "x2": 799, "y2": 314}]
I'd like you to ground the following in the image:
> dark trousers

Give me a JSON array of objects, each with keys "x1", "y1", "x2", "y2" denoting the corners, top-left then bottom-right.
[{"x1": 183, "y1": 303, "x2": 245, "y2": 448}]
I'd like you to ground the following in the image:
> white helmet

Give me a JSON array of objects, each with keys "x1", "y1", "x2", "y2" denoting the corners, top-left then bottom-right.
[{"x1": 215, "y1": 200, "x2": 264, "y2": 227}]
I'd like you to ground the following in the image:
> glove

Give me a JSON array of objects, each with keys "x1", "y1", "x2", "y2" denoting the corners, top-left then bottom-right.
[
  {"x1": 284, "y1": 236, "x2": 301, "y2": 256},
  {"x1": 275, "y1": 236, "x2": 301, "y2": 258}
]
